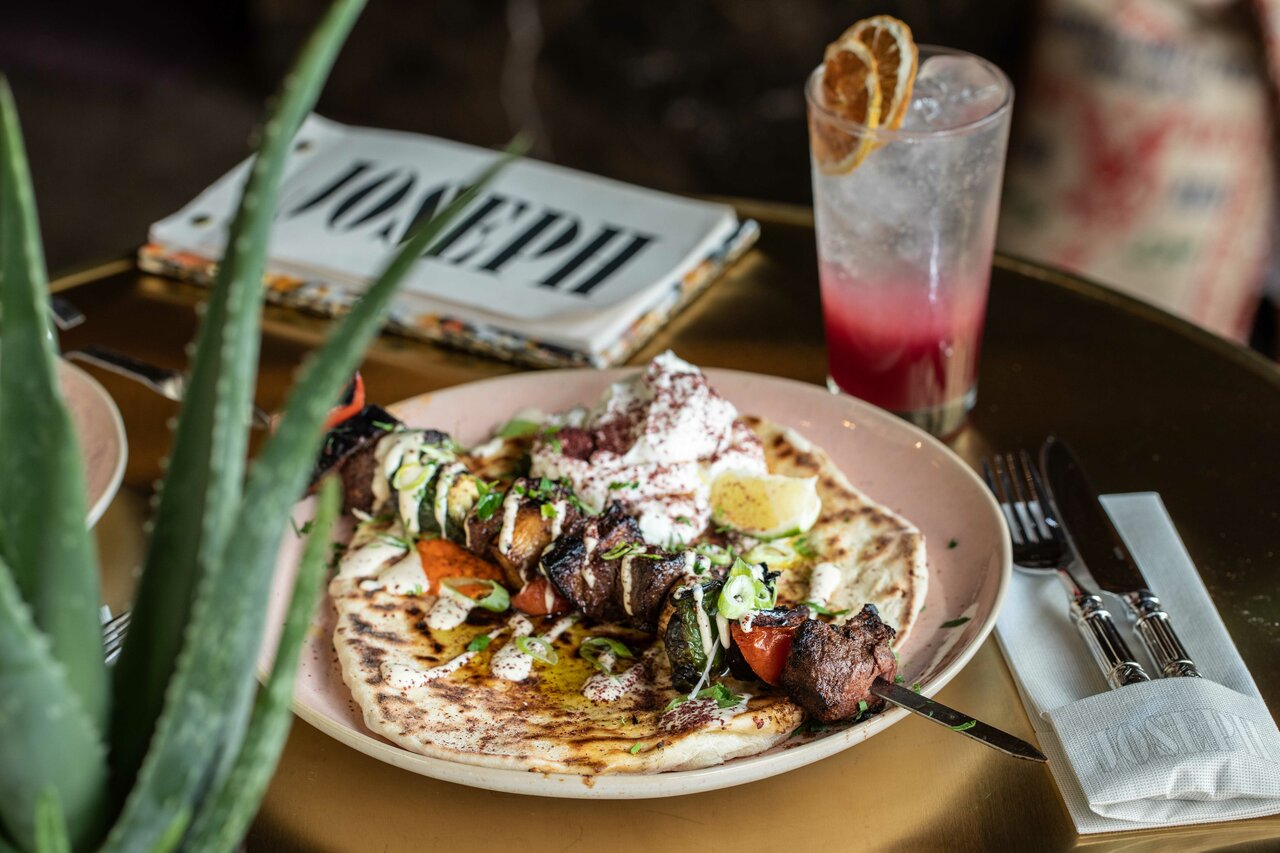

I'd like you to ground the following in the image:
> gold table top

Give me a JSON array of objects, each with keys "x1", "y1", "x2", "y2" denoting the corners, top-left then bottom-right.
[{"x1": 55, "y1": 200, "x2": 1280, "y2": 851}]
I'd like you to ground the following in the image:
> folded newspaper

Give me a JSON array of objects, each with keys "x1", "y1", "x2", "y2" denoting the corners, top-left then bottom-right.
[{"x1": 141, "y1": 116, "x2": 757, "y2": 368}]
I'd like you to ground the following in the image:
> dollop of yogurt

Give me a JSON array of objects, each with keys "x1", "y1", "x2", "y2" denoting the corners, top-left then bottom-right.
[{"x1": 531, "y1": 351, "x2": 766, "y2": 544}]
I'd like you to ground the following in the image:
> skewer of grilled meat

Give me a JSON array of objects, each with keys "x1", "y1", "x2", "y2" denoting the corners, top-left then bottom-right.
[{"x1": 318, "y1": 418, "x2": 899, "y2": 722}]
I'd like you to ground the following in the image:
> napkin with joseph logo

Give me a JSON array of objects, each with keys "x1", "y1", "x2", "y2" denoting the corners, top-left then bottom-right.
[{"x1": 994, "y1": 492, "x2": 1280, "y2": 833}]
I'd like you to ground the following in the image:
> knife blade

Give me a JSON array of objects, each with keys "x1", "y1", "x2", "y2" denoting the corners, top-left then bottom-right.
[
  {"x1": 65, "y1": 345, "x2": 273, "y2": 430},
  {"x1": 870, "y1": 679, "x2": 1047, "y2": 762},
  {"x1": 1041, "y1": 437, "x2": 1200, "y2": 678}
]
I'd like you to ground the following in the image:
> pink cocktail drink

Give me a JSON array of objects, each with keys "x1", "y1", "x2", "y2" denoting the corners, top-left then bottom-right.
[
  {"x1": 807, "y1": 45, "x2": 1012, "y2": 437},
  {"x1": 819, "y1": 263, "x2": 988, "y2": 417}
]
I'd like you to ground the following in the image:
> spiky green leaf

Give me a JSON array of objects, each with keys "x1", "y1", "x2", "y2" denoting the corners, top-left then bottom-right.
[
  {"x1": 104, "y1": 142, "x2": 514, "y2": 852},
  {"x1": 108, "y1": 0, "x2": 369, "y2": 795},
  {"x1": 184, "y1": 478, "x2": 339, "y2": 852},
  {"x1": 0, "y1": 80, "x2": 107, "y2": 734},
  {"x1": 0, "y1": 556, "x2": 106, "y2": 851}
]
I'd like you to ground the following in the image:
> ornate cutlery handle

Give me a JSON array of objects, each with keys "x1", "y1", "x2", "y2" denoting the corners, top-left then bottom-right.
[
  {"x1": 1070, "y1": 592, "x2": 1151, "y2": 688},
  {"x1": 1125, "y1": 590, "x2": 1200, "y2": 678}
]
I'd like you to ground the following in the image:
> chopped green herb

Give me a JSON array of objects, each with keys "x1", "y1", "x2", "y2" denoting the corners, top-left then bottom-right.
[
  {"x1": 950, "y1": 720, "x2": 976, "y2": 732},
  {"x1": 289, "y1": 517, "x2": 315, "y2": 538},
  {"x1": 608, "y1": 481, "x2": 639, "y2": 491},
  {"x1": 537, "y1": 476, "x2": 555, "y2": 494},
  {"x1": 674, "y1": 515, "x2": 692, "y2": 525},
  {"x1": 371, "y1": 420, "x2": 396, "y2": 431},
  {"x1": 912, "y1": 682, "x2": 922, "y2": 693},
  {"x1": 947, "y1": 538, "x2": 958, "y2": 549},
  {"x1": 378, "y1": 533, "x2": 411, "y2": 549},
  {"x1": 857, "y1": 699, "x2": 869, "y2": 718},
  {"x1": 665, "y1": 682, "x2": 742, "y2": 711},
  {"x1": 408, "y1": 584, "x2": 424, "y2": 596},
  {"x1": 547, "y1": 438, "x2": 563, "y2": 453},
  {"x1": 540, "y1": 502, "x2": 558, "y2": 520},
  {"x1": 467, "y1": 634, "x2": 492, "y2": 652},
  {"x1": 894, "y1": 674, "x2": 905, "y2": 684},
  {"x1": 564, "y1": 490, "x2": 598, "y2": 517},
  {"x1": 803, "y1": 601, "x2": 850, "y2": 617},
  {"x1": 629, "y1": 742, "x2": 644, "y2": 755},
  {"x1": 496, "y1": 419, "x2": 540, "y2": 439},
  {"x1": 474, "y1": 481, "x2": 504, "y2": 521},
  {"x1": 792, "y1": 535, "x2": 818, "y2": 559},
  {"x1": 440, "y1": 577, "x2": 511, "y2": 613},
  {"x1": 693, "y1": 543, "x2": 734, "y2": 567},
  {"x1": 602, "y1": 542, "x2": 660, "y2": 561},
  {"x1": 941, "y1": 616, "x2": 971, "y2": 629}
]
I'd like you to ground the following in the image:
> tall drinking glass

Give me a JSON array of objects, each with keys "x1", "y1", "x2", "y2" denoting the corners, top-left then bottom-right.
[{"x1": 807, "y1": 46, "x2": 1013, "y2": 438}]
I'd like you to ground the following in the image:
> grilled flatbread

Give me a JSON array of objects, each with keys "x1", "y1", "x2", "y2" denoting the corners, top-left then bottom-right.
[
  {"x1": 744, "y1": 415, "x2": 927, "y2": 645},
  {"x1": 330, "y1": 578, "x2": 803, "y2": 774}
]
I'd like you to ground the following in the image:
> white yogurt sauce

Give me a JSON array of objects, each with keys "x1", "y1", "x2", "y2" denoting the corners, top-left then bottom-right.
[
  {"x1": 361, "y1": 550, "x2": 428, "y2": 596},
  {"x1": 690, "y1": 584, "x2": 714, "y2": 659},
  {"x1": 619, "y1": 555, "x2": 637, "y2": 615},
  {"x1": 496, "y1": 489, "x2": 522, "y2": 556},
  {"x1": 582, "y1": 663, "x2": 645, "y2": 704},
  {"x1": 426, "y1": 594, "x2": 472, "y2": 631},
  {"x1": 808, "y1": 562, "x2": 843, "y2": 610},
  {"x1": 490, "y1": 615, "x2": 536, "y2": 681},
  {"x1": 338, "y1": 538, "x2": 408, "y2": 580}
]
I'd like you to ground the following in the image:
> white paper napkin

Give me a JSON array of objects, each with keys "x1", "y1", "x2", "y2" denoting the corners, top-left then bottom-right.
[{"x1": 994, "y1": 492, "x2": 1280, "y2": 833}]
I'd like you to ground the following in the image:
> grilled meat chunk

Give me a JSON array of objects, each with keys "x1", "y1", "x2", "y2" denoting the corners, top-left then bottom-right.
[
  {"x1": 310, "y1": 405, "x2": 400, "y2": 513},
  {"x1": 490, "y1": 478, "x2": 584, "y2": 588},
  {"x1": 619, "y1": 550, "x2": 701, "y2": 630},
  {"x1": 464, "y1": 508, "x2": 502, "y2": 557},
  {"x1": 781, "y1": 604, "x2": 898, "y2": 722},
  {"x1": 540, "y1": 502, "x2": 642, "y2": 622}
]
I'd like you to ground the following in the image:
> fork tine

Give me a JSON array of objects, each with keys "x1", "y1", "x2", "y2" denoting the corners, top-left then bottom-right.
[
  {"x1": 1024, "y1": 453, "x2": 1062, "y2": 541},
  {"x1": 981, "y1": 457, "x2": 1019, "y2": 543},
  {"x1": 102, "y1": 612, "x2": 130, "y2": 645},
  {"x1": 994, "y1": 453, "x2": 1036, "y2": 546},
  {"x1": 1015, "y1": 450, "x2": 1050, "y2": 538}
]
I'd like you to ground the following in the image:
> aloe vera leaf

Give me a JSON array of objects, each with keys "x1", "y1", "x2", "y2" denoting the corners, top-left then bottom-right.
[
  {"x1": 0, "y1": 555, "x2": 107, "y2": 851},
  {"x1": 108, "y1": 0, "x2": 368, "y2": 795},
  {"x1": 104, "y1": 147, "x2": 512, "y2": 852},
  {"x1": 0, "y1": 80, "x2": 108, "y2": 735},
  {"x1": 183, "y1": 478, "x2": 339, "y2": 852},
  {"x1": 33, "y1": 791, "x2": 70, "y2": 853}
]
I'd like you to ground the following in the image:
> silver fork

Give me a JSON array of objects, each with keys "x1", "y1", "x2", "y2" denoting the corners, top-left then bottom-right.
[
  {"x1": 102, "y1": 609, "x2": 131, "y2": 665},
  {"x1": 981, "y1": 450, "x2": 1150, "y2": 689}
]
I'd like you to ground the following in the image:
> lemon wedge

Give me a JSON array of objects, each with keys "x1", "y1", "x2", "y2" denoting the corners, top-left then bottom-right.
[{"x1": 710, "y1": 471, "x2": 822, "y2": 539}]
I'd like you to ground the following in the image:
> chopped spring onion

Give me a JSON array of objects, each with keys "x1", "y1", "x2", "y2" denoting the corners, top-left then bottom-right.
[
  {"x1": 392, "y1": 462, "x2": 432, "y2": 492},
  {"x1": 602, "y1": 541, "x2": 659, "y2": 561},
  {"x1": 717, "y1": 574, "x2": 756, "y2": 620},
  {"x1": 666, "y1": 682, "x2": 742, "y2": 711},
  {"x1": 467, "y1": 634, "x2": 492, "y2": 652},
  {"x1": 950, "y1": 720, "x2": 976, "y2": 732},
  {"x1": 629, "y1": 742, "x2": 644, "y2": 755},
  {"x1": 516, "y1": 635, "x2": 559, "y2": 665},
  {"x1": 540, "y1": 502, "x2": 558, "y2": 520},
  {"x1": 440, "y1": 577, "x2": 510, "y2": 612},
  {"x1": 580, "y1": 637, "x2": 634, "y2": 674}
]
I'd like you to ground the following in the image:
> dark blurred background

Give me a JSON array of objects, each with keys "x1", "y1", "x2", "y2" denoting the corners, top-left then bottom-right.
[{"x1": 1, "y1": 0, "x2": 1035, "y2": 273}]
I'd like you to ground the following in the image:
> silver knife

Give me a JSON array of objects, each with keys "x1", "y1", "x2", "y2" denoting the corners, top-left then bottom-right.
[
  {"x1": 1041, "y1": 438, "x2": 1200, "y2": 679},
  {"x1": 65, "y1": 345, "x2": 273, "y2": 430},
  {"x1": 870, "y1": 679, "x2": 1048, "y2": 762}
]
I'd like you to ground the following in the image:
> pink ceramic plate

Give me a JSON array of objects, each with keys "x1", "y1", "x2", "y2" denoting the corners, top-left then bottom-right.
[
  {"x1": 59, "y1": 360, "x2": 128, "y2": 526},
  {"x1": 262, "y1": 368, "x2": 1010, "y2": 798}
]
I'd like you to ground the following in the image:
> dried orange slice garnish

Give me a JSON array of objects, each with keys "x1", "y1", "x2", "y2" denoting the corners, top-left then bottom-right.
[
  {"x1": 841, "y1": 15, "x2": 918, "y2": 130},
  {"x1": 812, "y1": 37, "x2": 881, "y2": 175}
]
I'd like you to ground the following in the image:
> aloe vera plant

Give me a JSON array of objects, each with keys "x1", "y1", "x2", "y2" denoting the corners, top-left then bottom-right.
[{"x1": 0, "y1": 0, "x2": 513, "y2": 849}]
